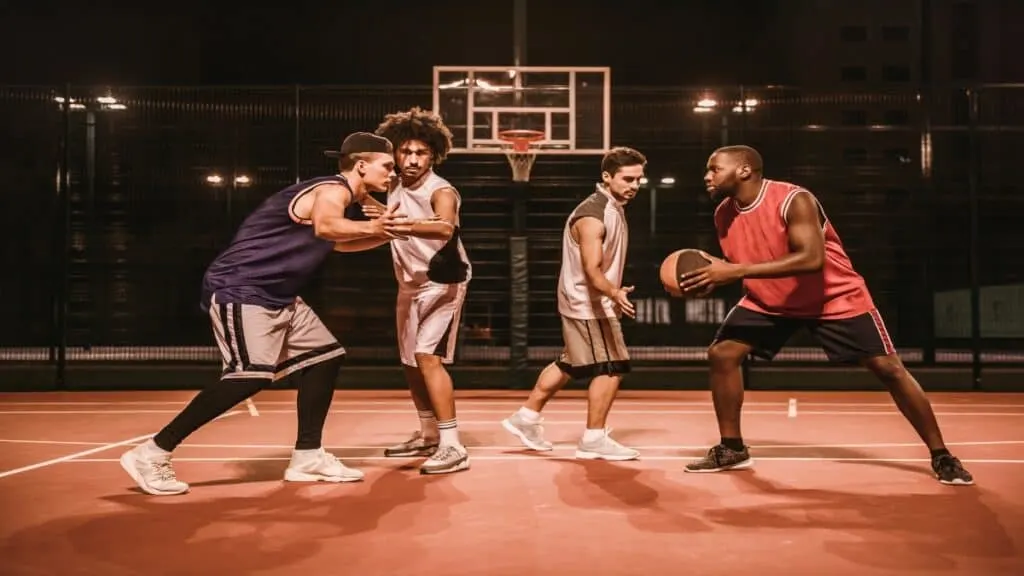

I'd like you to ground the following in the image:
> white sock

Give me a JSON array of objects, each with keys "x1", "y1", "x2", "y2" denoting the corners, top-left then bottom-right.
[
  {"x1": 516, "y1": 406, "x2": 541, "y2": 423},
  {"x1": 418, "y1": 409, "x2": 438, "y2": 439},
  {"x1": 582, "y1": 428, "x2": 606, "y2": 443},
  {"x1": 437, "y1": 418, "x2": 460, "y2": 447},
  {"x1": 140, "y1": 438, "x2": 170, "y2": 457}
]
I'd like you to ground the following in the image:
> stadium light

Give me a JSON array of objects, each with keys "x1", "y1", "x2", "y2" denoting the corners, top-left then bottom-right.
[
  {"x1": 694, "y1": 97, "x2": 717, "y2": 113},
  {"x1": 54, "y1": 95, "x2": 127, "y2": 111}
]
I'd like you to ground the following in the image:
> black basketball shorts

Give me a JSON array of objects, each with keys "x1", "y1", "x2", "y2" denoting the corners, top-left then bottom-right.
[{"x1": 711, "y1": 305, "x2": 897, "y2": 364}]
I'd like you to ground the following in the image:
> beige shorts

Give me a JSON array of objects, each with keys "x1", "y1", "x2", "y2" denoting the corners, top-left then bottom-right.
[
  {"x1": 209, "y1": 295, "x2": 345, "y2": 381},
  {"x1": 396, "y1": 282, "x2": 468, "y2": 367},
  {"x1": 555, "y1": 315, "x2": 631, "y2": 379}
]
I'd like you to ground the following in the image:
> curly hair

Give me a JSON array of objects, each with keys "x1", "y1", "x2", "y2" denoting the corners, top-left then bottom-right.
[{"x1": 374, "y1": 107, "x2": 454, "y2": 166}]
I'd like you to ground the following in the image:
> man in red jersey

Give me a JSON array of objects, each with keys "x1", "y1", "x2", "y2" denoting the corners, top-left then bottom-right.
[{"x1": 677, "y1": 145, "x2": 973, "y2": 486}]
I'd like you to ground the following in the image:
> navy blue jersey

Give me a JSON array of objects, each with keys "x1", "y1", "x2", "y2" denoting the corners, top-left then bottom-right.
[{"x1": 200, "y1": 175, "x2": 352, "y2": 311}]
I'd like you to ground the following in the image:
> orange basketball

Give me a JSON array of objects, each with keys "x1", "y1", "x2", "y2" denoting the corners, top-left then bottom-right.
[{"x1": 659, "y1": 249, "x2": 712, "y2": 297}]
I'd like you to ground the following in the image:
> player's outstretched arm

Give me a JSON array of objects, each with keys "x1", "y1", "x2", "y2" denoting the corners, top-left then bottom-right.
[
  {"x1": 576, "y1": 217, "x2": 635, "y2": 318},
  {"x1": 403, "y1": 187, "x2": 458, "y2": 241},
  {"x1": 739, "y1": 191, "x2": 826, "y2": 279},
  {"x1": 359, "y1": 193, "x2": 389, "y2": 218},
  {"x1": 311, "y1": 184, "x2": 404, "y2": 242}
]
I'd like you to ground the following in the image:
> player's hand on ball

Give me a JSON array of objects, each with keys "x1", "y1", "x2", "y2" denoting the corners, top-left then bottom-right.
[
  {"x1": 679, "y1": 255, "x2": 744, "y2": 293},
  {"x1": 612, "y1": 285, "x2": 636, "y2": 319}
]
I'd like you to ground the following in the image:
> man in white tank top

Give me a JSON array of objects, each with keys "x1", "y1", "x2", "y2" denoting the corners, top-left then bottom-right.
[
  {"x1": 363, "y1": 108, "x2": 472, "y2": 475},
  {"x1": 502, "y1": 147, "x2": 647, "y2": 461}
]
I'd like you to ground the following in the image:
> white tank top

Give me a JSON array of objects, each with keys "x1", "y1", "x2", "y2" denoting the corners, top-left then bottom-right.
[
  {"x1": 387, "y1": 171, "x2": 472, "y2": 290},
  {"x1": 557, "y1": 185, "x2": 629, "y2": 319}
]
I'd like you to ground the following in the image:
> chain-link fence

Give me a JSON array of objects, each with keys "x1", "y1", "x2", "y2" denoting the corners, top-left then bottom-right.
[{"x1": 1, "y1": 83, "x2": 1021, "y2": 386}]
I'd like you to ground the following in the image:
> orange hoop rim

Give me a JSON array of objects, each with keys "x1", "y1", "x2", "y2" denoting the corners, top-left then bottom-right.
[{"x1": 498, "y1": 129, "x2": 545, "y2": 153}]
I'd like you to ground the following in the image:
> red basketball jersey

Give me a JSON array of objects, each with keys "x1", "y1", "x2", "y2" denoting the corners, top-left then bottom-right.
[{"x1": 713, "y1": 179, "x2": 875, "y2": 319}]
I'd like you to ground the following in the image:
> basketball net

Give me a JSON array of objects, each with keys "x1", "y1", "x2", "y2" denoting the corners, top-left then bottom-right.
[
  {"x1": 499, "y1": 131, "x2": 542, "y2": 183},
  {"x1": 505, "y1": 150, "x2": 537, "y2": 183}
]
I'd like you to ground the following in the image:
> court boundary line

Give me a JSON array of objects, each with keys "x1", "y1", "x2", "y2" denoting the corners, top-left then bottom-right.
[
  {"x1": 3, "y1": 399, "x2": 1024, "y2": 408},
  {"x1": 1, "y1": 408, "x2": 1021, "y2": 417},
  {"x1": 61, "y1": 455, "x2": 1024, "y2": 464},
  {"x1": 0, "y1": 434, "x2": 156, "y2": 479},
  {"x1": 0, "y1": 410, "x2": 245, "y2": 480},
  {"x1": 1, "y1": 438, "x2": 1021, "y2": 450}
]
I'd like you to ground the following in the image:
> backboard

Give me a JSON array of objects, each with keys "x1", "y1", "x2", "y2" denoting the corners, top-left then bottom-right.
[{"x1": 433, "y1": 66, "x2": 611, "y2": 156}]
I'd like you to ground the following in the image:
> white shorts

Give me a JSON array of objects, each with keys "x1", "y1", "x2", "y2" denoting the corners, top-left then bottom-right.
[
  {"x1": 209, "y1": 295, "x2": 346, "y2": 381},
  {"x1": 396, "y1": 282, "x2": 468, "y2": 367}
]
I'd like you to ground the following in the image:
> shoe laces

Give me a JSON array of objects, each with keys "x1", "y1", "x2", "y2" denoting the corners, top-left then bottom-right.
[
  {"x1": 432, "y1": 445, "x2": 462, "y2": 461},
  {"x1": 150, "y1": 459, "x2": 178, "y2": 482}
]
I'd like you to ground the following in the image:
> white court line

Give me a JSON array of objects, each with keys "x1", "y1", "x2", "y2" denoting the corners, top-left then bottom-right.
[
  {"x1": 245, "y1": 398, "x2": 259, "y2": 417},
  {"x1": 4, "y1": 399, "x2": 1024, "y2": 409},
  {"x1": 62, "y1": 455, "x2": 1024, "y2": 464},
  {"x1": 0, "y1": 434, "x2": 156, "y2": 480},
  {"x1": 1, "y1": 408, "x2": 1022, "y2": 417},
  {"x1": 0, "y1": 411, "x2": 245, "y2": 480},
  {"x1": 0, "y1": 438, "x2": 116, "y2": 446},
  {"x1": 2, "y1": 439, "x2": 1022, "y2": 451}
]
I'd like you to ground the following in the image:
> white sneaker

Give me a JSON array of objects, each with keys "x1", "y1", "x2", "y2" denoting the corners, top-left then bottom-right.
[
  {"x1": 574, "y1": 430, "x2": 640, "y2": 461},
  {"x1": 419, "y1": 444, "x2": 470, "y2": 475},
  {"x1": 284, "y1": 448, "x2": 364, "y2": 483},
  {"x1": 501, "y1": 413, "x2": 553, "y2": 451},
  {"x1": 120, "y1": 442, "x2": 190, "y2": 496}
]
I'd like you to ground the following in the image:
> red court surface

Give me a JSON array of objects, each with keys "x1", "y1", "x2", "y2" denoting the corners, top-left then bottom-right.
[{"x1": 1, "y1": 389, "x2": 1022, "y2": 575}]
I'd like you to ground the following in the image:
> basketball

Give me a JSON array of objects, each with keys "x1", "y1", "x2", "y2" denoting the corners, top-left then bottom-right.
[{"x1": 659, "y1": 249, "x2": 712, "y2": 297}]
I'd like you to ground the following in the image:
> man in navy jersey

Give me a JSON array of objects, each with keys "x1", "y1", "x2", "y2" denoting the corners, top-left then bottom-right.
[{"x1": 120, "y1": 132, "x2": 411, "y2": 496}]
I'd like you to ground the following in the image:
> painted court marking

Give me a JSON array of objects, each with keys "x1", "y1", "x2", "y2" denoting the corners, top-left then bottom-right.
[
  {"x1": 1, "y1": 438, "x2": 1022, "y2": 451},
  {"x1": 1, "y1": 408, "x2": 1022, "y2": 417},
  {"x1": 245, "y1": 398, "x2": 259, "y2": 417},
  {"x1": 62, "y1": 455, "x2": 1024, "y2": 465},
  {"x1": 0, "y1": 411, "x2": 245, "y2": 480},
  {"x1": 0, "y1": 434, "x2": 156, "y2": 480},
  {"x1": 3, "y1": 399, "x2": 1024, "y2": 408}
]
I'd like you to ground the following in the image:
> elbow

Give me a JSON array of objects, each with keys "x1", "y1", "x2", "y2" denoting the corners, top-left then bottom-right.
[
  {"x1": 804, "y1": 251, "x2": 825, "y2": 273},
  {"x1": 313, "y1": 222, "x2": 331, "y2": 240}
]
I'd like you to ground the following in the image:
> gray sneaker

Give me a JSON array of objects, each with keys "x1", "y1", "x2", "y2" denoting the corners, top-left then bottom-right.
[
  {"x1": 684, "y1": 444, "x2": 753, "y2": 473},
  {"x1": 574, "y1": 430, "x2": 639, "y2": 461},
  {"x1": 419, "y1": 444, "x2": 470, "y2": 475},
  {"x1": 384, "y1": 431, "x2": 439, "y2": 458},
  {"x1": 501, "y1": 413, "x2": 554, "y2": 451}
]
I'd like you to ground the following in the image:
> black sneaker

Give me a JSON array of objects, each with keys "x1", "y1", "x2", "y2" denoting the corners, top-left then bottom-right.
[
  {"x1": 684, "y1": 444, "x2": 753, "y2": 473},
  {"x1": 932, "y1": 454, "x2": 974, "y2": 486}
]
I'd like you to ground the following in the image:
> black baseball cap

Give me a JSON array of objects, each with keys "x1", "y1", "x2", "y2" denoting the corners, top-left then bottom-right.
[{"x1": 323, "y1": 132, "x2": 394, "y2": 158}]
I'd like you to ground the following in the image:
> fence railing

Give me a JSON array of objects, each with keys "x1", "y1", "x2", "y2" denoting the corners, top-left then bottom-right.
[{"x1": 1, "y1": 83, "x2": 1022, "y2": 388}]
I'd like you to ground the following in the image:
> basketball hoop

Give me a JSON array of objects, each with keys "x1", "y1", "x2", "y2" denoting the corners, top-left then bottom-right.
[{"x1": 498, "y1": 129, "x2": 544, "y2": 183}]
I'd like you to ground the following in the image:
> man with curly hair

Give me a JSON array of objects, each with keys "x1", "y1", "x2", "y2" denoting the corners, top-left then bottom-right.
[{"x1": 364, "y1": 107, "x2": 473, "y2": 475}]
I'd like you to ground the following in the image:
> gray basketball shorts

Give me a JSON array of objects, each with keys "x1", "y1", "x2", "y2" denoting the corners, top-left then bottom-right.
[{"x1": 209, "y1": 295, "x2": 346, "y2": 381}]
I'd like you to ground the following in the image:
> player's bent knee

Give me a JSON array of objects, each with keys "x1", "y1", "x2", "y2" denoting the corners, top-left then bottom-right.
[
  {"x1": 414, "y1": 353, "x2": 444, "y2": 370},
  {"x1": 707, "y1": 341, "x2": 747, "y2": 370},
  {"x1": 863, "y1": 353, "x2": 906, "y2": 383}
]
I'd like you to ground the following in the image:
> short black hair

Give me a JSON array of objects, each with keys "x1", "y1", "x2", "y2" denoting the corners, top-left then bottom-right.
[
  {"x1": 714, "y1": 145, "x2": 763, "y2": 173},
  {"x1": 601, "y1": 146, "x2": 647, "y2": 175},
  {"x1": 375, "y1": 107, "x2": 454, "y2": 165}
]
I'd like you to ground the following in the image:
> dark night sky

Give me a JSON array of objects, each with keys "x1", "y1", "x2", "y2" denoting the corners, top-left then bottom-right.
[{"x1": 0, "y1": 0, "x2": 779, "y2": 86}]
